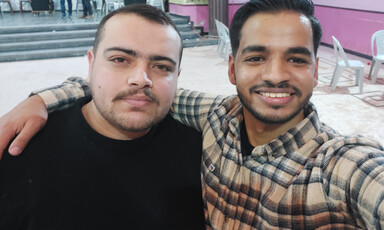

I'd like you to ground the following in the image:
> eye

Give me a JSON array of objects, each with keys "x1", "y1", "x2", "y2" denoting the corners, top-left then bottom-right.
[
  {"x1": 110, "y1": 57, "x2": 128, "y2": 64},
  {"x1": 153, "y1": 64, "x2": 172, "y2": 72},
  {"x1": 244, "y1": 56, "x2": 265, "y2": 62},
  {"x1": 288, "y1": 57, "x2": 308, "y2": 64}
]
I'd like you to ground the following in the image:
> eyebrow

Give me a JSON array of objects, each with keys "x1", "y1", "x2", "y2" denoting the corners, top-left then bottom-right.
[
  {"x1": 241, "y1": 45, "x2": 266, "y2": 55},
  {"x1": 105, "y1": 47, "x2": 136, "y2": 56},
  {"x1": 104, "y1": 47, "x2": 177, "y2": 66},
  {"x1": 241, "y1": 45, "x2": 313, "y2": 57},
  {"x1": 286, "y1": 47, "x2": 312, "y2": 57}
]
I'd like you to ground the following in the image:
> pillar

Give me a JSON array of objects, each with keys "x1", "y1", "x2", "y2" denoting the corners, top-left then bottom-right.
[{"x1": 209, "y1": 0, "x2": 228, "y2": 36}]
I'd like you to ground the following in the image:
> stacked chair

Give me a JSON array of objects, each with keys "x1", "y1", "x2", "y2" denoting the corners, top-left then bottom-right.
[
  {"x1": 369, "y1": 30, "x2": 384, "y2": 83},
  {"x1": 0, "y1": 0, "x2": 14, "y2": 13}
]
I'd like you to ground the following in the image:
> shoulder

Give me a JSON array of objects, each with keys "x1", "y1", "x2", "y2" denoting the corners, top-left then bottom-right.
[
  {"x1": 45, "y1": 96, "x2": 90, "y2": 132},
  {"x1": 320, "y1": 135, "x2": 384, "y2": 180},
  {"x1": 41, "y1": 102, "x2": 82, "y2": 139},
  {"x1": 155, "y1": 115, "x2": 202, "y2": 152},
  {"x1": 0, "y1": 107, "x2": 78, "y2": 176},
  {"x1": 14, "y1": 98, "x2": 87, "y2": 158},
  {"x1": 159, "y1": 114, "x2": 201, "y2": 138},
  {"x1": 320, "y1": 134, "x2": 383, "y2": 157},
  {"x1": 176, "y1": 88, "x2": 238, "y2": 108},
  {"x1": 153, "y1": 115, "x2": 203, "y2": 158}
]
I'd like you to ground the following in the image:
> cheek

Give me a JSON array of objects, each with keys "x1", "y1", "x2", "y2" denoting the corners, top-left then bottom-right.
[
  {"x1": 298, "y1": 77, "x2": 316, "y2": 95},
  {"x1": 235, "y1": 64, "x2": 256, "y2": 82},
  {"x1": 91, "y1": 77, "x2": 119, "y2": 100},
  {"x1": 153, "y1": 78, "x2": 178, "y2": 104},
  {"x1": 235, "y1": 71, "x2": 253, "y2": 88},
  {"x1": 302, "y1": 71, "x2": 316, "y2": 86}
]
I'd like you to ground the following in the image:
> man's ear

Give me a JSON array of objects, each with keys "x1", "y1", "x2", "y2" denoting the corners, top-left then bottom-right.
[
  {"x1": 313, "y1": 57, "x2": 319, "y2": 87},
  {"x1": 87, "y1": 49, "x2": 95, "y2": 83},
  {"x1": 228, "y1": 53, "x2": 236, "y2": 85}
]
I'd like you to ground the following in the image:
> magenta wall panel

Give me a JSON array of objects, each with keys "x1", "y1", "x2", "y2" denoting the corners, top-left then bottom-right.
[
  {"x1": 170, "y1": 3, "x2": 384, "y2": 57},
  {"x1": 315, "y1": 5, "x2": 384, "y2": 56}
]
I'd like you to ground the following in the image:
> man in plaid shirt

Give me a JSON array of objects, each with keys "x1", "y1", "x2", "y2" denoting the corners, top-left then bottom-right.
[{"x1": 1, "y1": 0, "x2": 384, "y2": 229}]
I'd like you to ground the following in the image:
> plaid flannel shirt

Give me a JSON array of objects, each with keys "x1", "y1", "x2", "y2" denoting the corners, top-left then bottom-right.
[{"x1": 38, "y1": 77, "x2": 384, "y2": 229}]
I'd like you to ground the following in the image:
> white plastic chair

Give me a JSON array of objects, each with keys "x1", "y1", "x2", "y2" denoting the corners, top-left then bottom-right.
[
  {"x1": 330, "y1": 36, "x2": 364, "y2": 94},
  {"x1": 0, "y1": 0, "x2": 14, "y2": 13},
  {"x1": 146, "y1": 0, "x2": 163, "y2": 11},
  {"x1": 102, "y1": 0, "x2": 113, "y2": 14},
  {"x1": 215, "y1": 19, "x2": 231, "y2": 61},
  {"x1": 214, "y1": 20, "x2": 223, "y2": 55},
  {"x1": 368, "y1": 30, "x2": 384, "y2": 83},
  {"x1": 101, "y1": 0, "x2": 122, "y2": 15}
]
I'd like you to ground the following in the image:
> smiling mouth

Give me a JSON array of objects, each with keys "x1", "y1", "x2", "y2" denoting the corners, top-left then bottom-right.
[{"x1": 258, "y1": 92, "x2": 292, "y2": 98}]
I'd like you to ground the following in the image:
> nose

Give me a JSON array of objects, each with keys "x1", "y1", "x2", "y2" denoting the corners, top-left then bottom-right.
[
  {"x1": 126, "y1": 63, "x2": 153, "y2": 88},
  {"x1": 261, "y1": 59, "x2": 290, "y2": 85}
]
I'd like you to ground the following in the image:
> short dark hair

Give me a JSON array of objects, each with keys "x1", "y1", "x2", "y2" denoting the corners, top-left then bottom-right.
[
  {"x1": 229, "y1": 0, "x2": 322, "y2": 57},
  {"x1": 93, "y1": 4, "x2": 183, "y2": 65}
]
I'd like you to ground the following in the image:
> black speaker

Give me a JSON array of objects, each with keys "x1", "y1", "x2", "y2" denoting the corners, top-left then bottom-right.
[{"x1": 124, "y1": 0, "x2": 146, "y2": 5}]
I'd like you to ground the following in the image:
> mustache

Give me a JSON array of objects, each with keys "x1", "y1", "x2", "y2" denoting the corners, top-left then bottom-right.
[
  {"x1": 249, "y1": 81, "x2": 302, "y2": 97},
  {"x1": 112, "y1": 88, "x2": 158, "y2": 103}
]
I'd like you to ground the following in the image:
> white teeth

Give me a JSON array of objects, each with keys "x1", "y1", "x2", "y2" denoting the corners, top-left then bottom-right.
[{"x1": 260, "y1": 92, "x2": 290, "y2": 98}]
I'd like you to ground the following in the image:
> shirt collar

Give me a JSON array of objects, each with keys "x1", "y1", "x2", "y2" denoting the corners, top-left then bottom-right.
[{"x1": 233, "y1": 102, "x2": 322, "y2": 162}]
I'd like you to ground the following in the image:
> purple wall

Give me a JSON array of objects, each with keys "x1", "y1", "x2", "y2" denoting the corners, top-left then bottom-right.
[
  {"x1": 229, "y1": 4, "x2": 242, "y2": 25},
  {"x1": 170, "y1": 3, "x2": 384, "y2": 57},
  {"x1": 313, "y1": 0, "x2": 384, "y2": 13},
  {"x1": 314, "y1": 5, "x2": 384, "y2": 56}
]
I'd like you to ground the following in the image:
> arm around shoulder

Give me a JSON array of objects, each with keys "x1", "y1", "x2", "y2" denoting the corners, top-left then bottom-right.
[
  {"x1": 171, "y1": 88, "x2": 222, "y2": 132},
  {"x1": 32, "y1": 76, "x2": 90, "y2": 113}
]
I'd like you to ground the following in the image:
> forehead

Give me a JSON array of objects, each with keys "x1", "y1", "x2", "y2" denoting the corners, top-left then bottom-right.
[
  {"x1": 99, "y1": 14, "x2": 181, "y2": 62},
  {"x1": 239, "y1": 11, "x2": 314, "y2": 52}
]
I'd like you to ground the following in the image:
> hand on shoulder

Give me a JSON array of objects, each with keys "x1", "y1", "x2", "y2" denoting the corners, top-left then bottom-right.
[{"x1": 0, "y1": 95, "x2": 48, "y2": 159}]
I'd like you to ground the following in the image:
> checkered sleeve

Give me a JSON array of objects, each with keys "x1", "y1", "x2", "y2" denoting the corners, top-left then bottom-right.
[
  {"x1": 346, "y1": 145, "x2": 384, "y2": 228},
  {"x1": 325, "y1": 137, "x2": 384, "y2": 228},
  {"x1": 31, "y1": 77, "x2": 90, "y2": 113},
  {"x1": 171, "y1": 89, "x2": 221, "y2": 132}
]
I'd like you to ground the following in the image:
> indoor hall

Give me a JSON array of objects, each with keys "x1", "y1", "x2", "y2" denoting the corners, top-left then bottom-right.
[{"x1": 0, "y1": 1, "x2": 384, "y2": 229}]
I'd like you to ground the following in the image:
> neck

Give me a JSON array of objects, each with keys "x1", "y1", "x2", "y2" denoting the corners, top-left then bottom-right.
[
  {"x1": 82, "y1": 101, "x2": 150, "y2": 140},
  {"x1": 243, "y1": 109, "x2": 305, "y2": 147}
]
